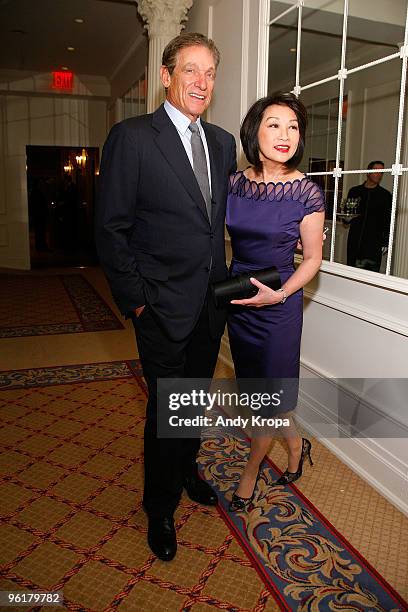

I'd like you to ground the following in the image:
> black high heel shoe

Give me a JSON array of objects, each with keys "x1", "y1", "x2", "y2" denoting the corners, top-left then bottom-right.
[
  {"x1": 229, "y1": 467, "x2": 262, "y2": 512},
  {"x1": 272, "y1": 438, "x2": 313, "y2": 486}
]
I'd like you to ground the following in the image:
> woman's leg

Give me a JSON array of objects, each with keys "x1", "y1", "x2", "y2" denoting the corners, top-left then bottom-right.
[
  {"x1": 272, "y1": 416, "x2": 313, "y2": 485},
  {"x1": 235, "y1": 436, "x2": 272, "y2": 498},
  {"x1": 235, "y1": 416, "x2": 303, "y2": 497},
  {"x1": 281, "y1": 416, "x2": 303, "y2": 472}
]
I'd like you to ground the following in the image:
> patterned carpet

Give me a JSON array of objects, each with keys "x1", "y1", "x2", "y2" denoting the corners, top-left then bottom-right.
[
  {"x1": 0, "y1": 361, "x2": 278, "y2": 611},
  {"x1": 0, "y1": 274, "x2": 123, "y2": 338},
  {"x1": 0, "y1": 361, "x2": 407, "y2": 611},
  {"x1": 199, "y1": 434, "x2": 407, "y2": 611}
]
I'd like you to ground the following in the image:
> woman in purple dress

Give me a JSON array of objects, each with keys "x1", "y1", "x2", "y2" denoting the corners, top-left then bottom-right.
[{"x1": 227, "y1": 92, "x2": 325, "y2": 511}]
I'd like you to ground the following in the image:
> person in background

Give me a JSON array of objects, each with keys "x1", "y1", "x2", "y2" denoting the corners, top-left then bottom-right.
[
  {"x1": 346, "y1": 161, "x2": 392, "y2": 272},
  {"x1": 96, "y1": 33, "x2": 236, "y2": 561}
]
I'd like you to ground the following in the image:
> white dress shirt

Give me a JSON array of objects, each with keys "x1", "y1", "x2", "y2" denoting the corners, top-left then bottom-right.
[{"x1": 164, "y1": 99, "x2": 212, "y2": 195}]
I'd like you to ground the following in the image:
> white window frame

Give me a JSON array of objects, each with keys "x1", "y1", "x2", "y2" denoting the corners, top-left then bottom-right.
[{"x1": 258, "y1": 0, "x2": 408, "y2": 293}]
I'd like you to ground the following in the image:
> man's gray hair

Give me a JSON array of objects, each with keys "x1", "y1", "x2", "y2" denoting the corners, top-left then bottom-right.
[{"x1": 162, "y1": 32, "x2": 220, "y2": 75}]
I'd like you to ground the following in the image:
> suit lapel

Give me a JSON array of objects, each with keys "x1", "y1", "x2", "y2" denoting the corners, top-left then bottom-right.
[
  {"x1": 201, "y1": 120, "x2": 224, "y2": 226},
  {"x1": 152, "y1": 105, "x2": 209, "y2": 223}
]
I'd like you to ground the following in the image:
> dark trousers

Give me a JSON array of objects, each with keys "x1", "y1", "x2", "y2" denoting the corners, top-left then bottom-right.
[{"x1": 132, "y1": 291, "x2": 221, "y2": 519}]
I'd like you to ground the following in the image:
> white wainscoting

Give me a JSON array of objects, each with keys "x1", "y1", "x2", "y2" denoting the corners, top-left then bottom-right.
[
  {"x1": 297, "y1": 360, "x2": 408, "y2": 516},
  {"x1": 219, "y1": 342, "x2": 408, "y2": 515}
]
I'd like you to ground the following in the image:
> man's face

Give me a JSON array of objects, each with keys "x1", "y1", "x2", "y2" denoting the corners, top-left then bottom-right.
[
  {"x1": 160, "y1": 45, "x2": 216, "y2": 122},
  {"x1": 368, "y1": 164, "x2": 384, "y2": 185}
]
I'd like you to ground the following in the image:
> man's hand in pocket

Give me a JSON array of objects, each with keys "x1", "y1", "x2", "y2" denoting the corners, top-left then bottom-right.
[{"x1": 134, "y1": 305, "x2": 145, "y2": 318}]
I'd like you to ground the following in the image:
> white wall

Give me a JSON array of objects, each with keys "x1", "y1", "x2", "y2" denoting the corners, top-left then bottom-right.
[
  {"x1": 0, "y1": 73, "x2": 109, "y2": 269},
  {"x1": 187, "y1": 0, "x2": 245, "y2": 148},
  {"x1": 300, "y1": 268, "x2": 408, "y2": 513},
  {"x1": 186, "y1": 0, "x2": 261, "y2": 162}
]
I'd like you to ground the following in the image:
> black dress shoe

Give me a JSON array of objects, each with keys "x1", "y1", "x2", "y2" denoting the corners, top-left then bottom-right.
[
  {"x1": 147, "y1": 516, "x2": 177, "y2": 561},
  {"x1": 184, "y1": 473, "x2": 218, "y2": 505},
  {"x1": 272, "y1": 438, "x2": 314, "y2": 486},
  {"x1": 229, "y1": 466, "x2": 263, "y2": 512}
]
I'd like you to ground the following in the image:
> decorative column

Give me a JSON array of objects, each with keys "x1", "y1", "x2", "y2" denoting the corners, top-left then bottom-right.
[{"x1": 137, "y1": 0, "x2": 193, "y2": 113}]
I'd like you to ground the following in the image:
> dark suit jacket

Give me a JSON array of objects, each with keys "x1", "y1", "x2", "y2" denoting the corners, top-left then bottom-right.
[
  {"x1": 95, "y1": 104, "x2": 237, "y2": 341},
  {"x1": 346, "y1": 183, "x2": 392, "y2": 266}
]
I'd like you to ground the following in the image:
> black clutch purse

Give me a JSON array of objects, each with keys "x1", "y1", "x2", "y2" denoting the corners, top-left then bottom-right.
[{"x1": 212, "y1": 266, "x2": 281, "y2": 307}]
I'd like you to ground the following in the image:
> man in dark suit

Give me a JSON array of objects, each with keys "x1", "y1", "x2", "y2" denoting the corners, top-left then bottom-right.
[
  {"x1": 346, "y1": 160, "x2": 392, "y2": 272},
  {"x1": 96, "y1": 33, "x2": 236, "y2": 561}
]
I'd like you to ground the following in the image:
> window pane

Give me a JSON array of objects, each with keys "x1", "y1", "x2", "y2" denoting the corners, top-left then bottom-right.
[
  {"x1": 343, "y1": 59, "x2": 400, "y2": 173},
  {"x1": 265, "y1": 1, "x2": 407, "y2": 278},
  {"x1": 300, "y1": 81, "x2": 345, "y2": 261},
  {"x1": 346, "y1": 1, "x2": 405, "y2": 70},
  {"x1": 268, "y1": 8, "x2": 298, "y2": 93},
  {"x1": 269, "y1": 0, "x2": 297, "y2": 22},
  {"x1": 300, "y1": 1, "x2": 343, "y2": 87},
  {"x1": 392, "y1": 171, "x2": 408, "y2": 279}
]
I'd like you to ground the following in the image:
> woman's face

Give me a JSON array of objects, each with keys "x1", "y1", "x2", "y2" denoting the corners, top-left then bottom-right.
[{"x1": 257, "y1": 104, "x2": 300, "y2": 166}]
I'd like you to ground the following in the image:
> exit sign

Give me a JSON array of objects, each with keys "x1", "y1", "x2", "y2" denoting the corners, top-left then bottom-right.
[{"x1": 52, "y1": 71, "x2": 74, "y2": 90}]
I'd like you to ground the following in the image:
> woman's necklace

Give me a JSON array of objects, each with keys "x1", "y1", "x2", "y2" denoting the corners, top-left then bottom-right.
[{"x1": 261, "y1": 168, "x2": 289, "y2": 184}]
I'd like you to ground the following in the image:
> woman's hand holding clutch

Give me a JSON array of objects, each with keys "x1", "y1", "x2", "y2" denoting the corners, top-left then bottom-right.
[
  {"x1": 230, "y1": 277, "x2": 286, "y2": 307},
  {"x1": 211, "y1": 267, "x2": 281, "y2": 307}
]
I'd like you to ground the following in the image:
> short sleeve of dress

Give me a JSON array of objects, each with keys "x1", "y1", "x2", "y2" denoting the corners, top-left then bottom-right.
[{"x1": 303, "y1": 180, "x2": 326, "y2": 216}]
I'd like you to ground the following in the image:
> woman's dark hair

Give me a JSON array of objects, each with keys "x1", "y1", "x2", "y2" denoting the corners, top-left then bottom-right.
[{"x1": 240, "y1": 92, "x2": 308, "y2": 172}]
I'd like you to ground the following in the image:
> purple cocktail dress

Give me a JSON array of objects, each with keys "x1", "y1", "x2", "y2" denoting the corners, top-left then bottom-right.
[{"x1": 226, "y1": 171, "x2": 325, "y2": 409}]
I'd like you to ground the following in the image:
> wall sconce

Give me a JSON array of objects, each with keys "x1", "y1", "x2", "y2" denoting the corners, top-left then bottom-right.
[{"x1": 75, "y1": 148, "x2": 88, "y2": 167}]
